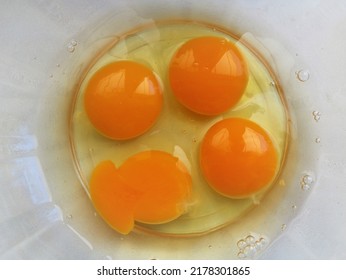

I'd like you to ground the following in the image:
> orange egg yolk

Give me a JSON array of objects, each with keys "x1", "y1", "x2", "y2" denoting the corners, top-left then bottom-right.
[
  {"x1": 90, "y1": 150, "x2": 192, "y2": 234},
  {"x1": 169, "y1": 36, "x2": 248, "y2": 115},
  {"x1": 84, "y1": 61, "x2": 163, "y2": 140},
  {"x1": 200, "y1": 118, "x2": 278, "y2": 198}
]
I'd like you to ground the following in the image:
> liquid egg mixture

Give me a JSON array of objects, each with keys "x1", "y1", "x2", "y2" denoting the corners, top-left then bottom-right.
[{"x1": 70, "y1": 22, "x2": 289, "y2": 236}]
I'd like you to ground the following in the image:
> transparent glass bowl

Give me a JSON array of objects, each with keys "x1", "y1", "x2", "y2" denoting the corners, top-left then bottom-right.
[{"x1": 1, "y1": 0, "x2": 345, "y2": 259}]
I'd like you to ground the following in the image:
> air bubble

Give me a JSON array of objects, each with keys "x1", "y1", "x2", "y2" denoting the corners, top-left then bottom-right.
[
  {"x1": 315, "y1": 137, "x2": 321, "y2": 143},
  {"x1": 259, "y1": 237, "x2": 267, "y2": 246},
  {"x1": 281, "y1": 224, "x2": 287, "y2": 231},
  {"x1": 67, "y1": 44, "x2": 75, "y2": 53},
  {"x1": 254, "y1": 241, "x2": 262, "y2": 250},
  {"x1": 56, "y1": 63, "x2": 60, "y2": 68},
  {"x1": 237, "y1": 252, "x2": 246, "y2": 259},
  {"x1": 245, "y1": 235, "x2": 255, "y2": 244},
  {"x1": 296, "y1": 69, "x2": 310, "y2": 82},
  {"x1": 243, "y1": 245, "x2": 255, "y2": 257},
  {"x1": 312, "y1": 111, "x2": 321, "y2": 122},
  {"x1": 302, "y1": 174, "x2": 313, "y2": 185},
  {"x1": 237, "y1": 239, "x2": 247, "y2": 249},
  {"x1": 292, "y1": 205, "x2": 297, "y2": 210},
  {"x1": 237, "y1": 234, "x2": 267, "y2": 259},
  {"x1": 269, "y1": 81, "x2": 276, "y2": 86},
  {"x1": 67, "y1": 39, "x2": 78, "y2": 53},
  {"x1": 300, "y1": 174, "x2": 314, "y2": 191},
  {"x1": 66, "y1": 214, "x2": 73, "y2": 219}
]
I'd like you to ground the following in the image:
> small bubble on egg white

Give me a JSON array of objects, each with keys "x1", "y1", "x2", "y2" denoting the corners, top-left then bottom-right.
[
  {"x1": 243, "y1": 245, "x2": 256, "y2": 258},
  {"x1": 312, "y1": 111, "x2": 321, "y2": 121},
  {"x1": 300, "y1": 173, "x2": 314, "y2": 191},
  {"x1": 302, "y1": 174, "x2": 313, "y2": 185},
  {"x1": 245, "y1": 235, "x2": 255, "y2": 244},
  {"x1": 67, "y1": 40, "x2": 77, "y2": 53},
  {"x1": 269, "y1": 81, "x2": 276, "y2": 86},
  {"x1": 67, "y1": 44, "x2": 75, "y2": 53},
  {"x1": 237, "y1": 239, "x2": 247, "y2": 249},
  {"x1": 254, "y1": 241, "x2": 263, "y2": 250},
  {"x1": 258, "y1": 237, "x2": 267, "y2": 246},
  {"x1": 296, "y1": 69, "x2": 310, "y2": 82}
]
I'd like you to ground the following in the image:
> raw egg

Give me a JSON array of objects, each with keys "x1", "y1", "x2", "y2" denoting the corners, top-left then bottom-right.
[
  {"x1": 200, "y1": 118, "x2": 278, "y2": 198},
  {"x1": 70, "y1": 22, "x2": 289, "y2": 236},
  {"x1": 84, "y1": 61, "x2": 163, "y2": 140},
  {"x1": 169, "y1": 36, "x2": 248, "y2": 115},
  {"x1": 90, "y1": 150, "x2": 192, "y2": 234}
]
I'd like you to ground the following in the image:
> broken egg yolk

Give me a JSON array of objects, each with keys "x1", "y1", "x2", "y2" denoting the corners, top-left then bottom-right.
[
  {"x1": 84, "y1": 61, "x2": 163, "y2": 140},
  {"x1": 169, "y1": 36, "x2": 248, "y2": 115},
  {"x1": 90, "y1": 150, "x2": 192, "y2": 234},
  {"x1": 200, "y1": 118, "x2": 278, "y2": 198}
]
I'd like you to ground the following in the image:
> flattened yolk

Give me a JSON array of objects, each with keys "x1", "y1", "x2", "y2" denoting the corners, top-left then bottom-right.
[
  {"x1": 90, "y1": 151, "x2": 192, "y2": 234},
  {"x1": 169, "y1": 36, "x2": 248, "y2": 115},
  {"x1": 118, "y1": 150, "x2": 192, "y2": 224},
  {"x1": 200, "y1": 118, "x2": 278, "y2": 198},
  {"x1": 84, "y1": 61, "x2": 163, "y2": 140},
  {"x1": 89, "y1": 161, "x2": 137, "y2": 234}
]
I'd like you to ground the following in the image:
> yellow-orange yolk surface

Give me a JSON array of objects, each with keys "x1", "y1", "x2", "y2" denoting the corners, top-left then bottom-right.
[
  {"x1": 90, "y1": 150, "x2": 192, "y2": 234},
  {"x1": 84, "y1": 61, "x2": 163, "y2": 140},
  {"x1": 169, "y1": 36, "x2": 248, "y2": 115},
  {"x1": 200, "y1": 118, "x2": 278, "y2": 198}
]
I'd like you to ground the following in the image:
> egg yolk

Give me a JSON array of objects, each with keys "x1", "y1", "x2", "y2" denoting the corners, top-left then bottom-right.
[
  {"x1": 169, "y1": 36, "x2": 248, "y2": 115},
  {"x1": 200, "y1": 118, "x2": 278, "y2": 198},
  {"x1": 90, "y1": 150, "x2": 192, "y2": 234},
  {"x1": 84, "y1": 61, "x2": 163, "y2": 140}
]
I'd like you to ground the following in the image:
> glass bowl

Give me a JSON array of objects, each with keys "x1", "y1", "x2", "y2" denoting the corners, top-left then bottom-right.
[{"x1": 1, "y1": 0, "x2": 345, "y2": 259}]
